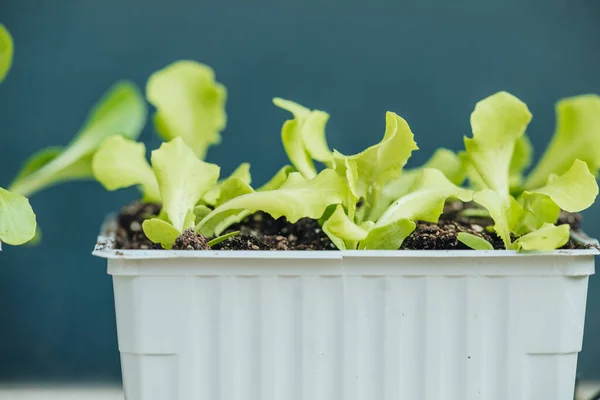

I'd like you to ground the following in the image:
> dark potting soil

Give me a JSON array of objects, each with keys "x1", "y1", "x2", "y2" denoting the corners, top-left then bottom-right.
[
  {"x1": 114, "y1": 201, "x2": 162, "y2": 250},
  {"x1": 114, "y1": 203, "x2": 336, "y2": 250},
  {"x1": 427, "y1": 201, "x2": 593, "y2": 250},
  {"x1": 114, "y1": 201, "x2": 594, "y2": 251},
  {"x1": 218, "y1": 212, "x2": 337, "y2": 250},
  {"x1": 173, "y1": 229, "x2": 210, "y2": 250},
  {"x1": 400, "y1": 219, "x2": 501, "y2": 250}
]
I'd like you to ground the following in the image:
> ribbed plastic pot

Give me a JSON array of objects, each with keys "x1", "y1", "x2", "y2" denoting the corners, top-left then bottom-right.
[{"x1": 94, "y1": 229, "x2": 597, "y2": 400}]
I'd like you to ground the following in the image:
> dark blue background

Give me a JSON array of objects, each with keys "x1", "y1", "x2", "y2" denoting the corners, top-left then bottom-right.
[{"x1": 1, "y1": 0, "x2": 599, "y2": 381}]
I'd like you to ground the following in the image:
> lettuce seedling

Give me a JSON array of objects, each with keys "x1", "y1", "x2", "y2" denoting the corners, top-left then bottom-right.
[
  {"x1": 194, "y1": 98, "x2": 342, "y2": 237},
  {"x1": 93, "y1": 133, "x2": 266, "y2": 242},
  {"x1": 142, "y1": 138, "x2": 220, "y2": 248},
  {"x1": 0, "y1": 22, "x2": 146, "y2": 249},
  {"x1": 7, "y1": 82, "x2": 146, "y2": 198},
  {"x1": 199, "y1": 102, "x2": 471, "y2": 250},
  {"x1": 94, "y1": 136, "x2": 226, "y2": 248},
  {"x1": 94, "y1": 60, "x2": 230, "y2": 203},
  {"x1": 147, "y1": 60, "x2": 227, "y2": 159},
  {"x1": 461, "y1": 91, "x2": 599, "y2": 250},
  {"x1": 194, "y1": 98, "x2": 344, "y2": 236},
  {"x1": 323, "y1": 111, "x2": 471, "y2": 250},
  {"x1": 1, "y1": 81, "x2": 146, "y2": 247},
  {"x1": 92, "y1": 60, "x2": 230, "y2": 242}
]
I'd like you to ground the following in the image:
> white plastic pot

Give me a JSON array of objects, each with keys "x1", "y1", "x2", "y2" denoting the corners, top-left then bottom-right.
[{"x1": 94, "y1": 229, "x2": 597, "y2": 400}]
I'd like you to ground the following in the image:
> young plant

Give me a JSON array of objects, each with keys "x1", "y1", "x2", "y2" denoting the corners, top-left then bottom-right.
[
  {"x1": 141, "y1": 138, "x2": 220, "y2": 248},
  {"x1": 92, "y1": 132, "x2": 265, "y2": 243},
  {"x1": 0, "y1": 24, "x2": 147, "y2": 248},
  {"x1": 460, "y1": 91, "x2": 599, "y2": 250},
  {"x1": 93, "y1": 59, "x2": 229, "y2": 200},
  {"x1": 93, "y1": 95, "x2": 332, "y2": 247},
  {"x1": 94, "y1": 136, "x2": 218, "y2": 248},
  {"x1": 7, "y1": 82, "x2": 146, "y2": 198},
  {"x1": 198, "y1": 100, "x2": 471, "y2": 250},
  {"x1": 93, "y1": 135, "x2": 268, "y2": 248},
  {"x1": 194, "y1": 98, "x2": 342, "y2": 238},
  {"x1": 321, "y1": 111, "x2": 471, "y2": 250}
]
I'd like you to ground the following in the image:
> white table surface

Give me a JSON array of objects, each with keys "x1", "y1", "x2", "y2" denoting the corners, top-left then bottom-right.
[
  {"x1": 0, "y1": 385, "x2": 123, "y2": 400},
  {"x1": 0, "y1": 383, "x2": 598, "y2": 399}
]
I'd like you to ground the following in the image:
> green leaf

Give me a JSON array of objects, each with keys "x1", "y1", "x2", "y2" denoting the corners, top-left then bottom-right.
[
  {"x1": 0, "y1": 24, "x2": 13, "y2": 84},
  {"x1": 515, "y1": 223, "x2": 570, "y2": 251},
  {"x1": 280, "y1": 118, "x2": 316, "y2": 178},
  {"x1": 464, "y1": 91, "x2": 532, "y2": 196},
  {"x1": 147, "y1": 60, "x2": 227, "y2": 159},
  {"x1": 375, "y1": 148, "x2": 465, "y2": 221},
  {"x1": 525, "y1": 94, "x2": 600, "y2": 189},
  {"x1": 183, "y1": 209, "x2": 196, "y2": 231},
  {"x1": 457, "y1": 232, "x2": 494, "y2": 250},
  {"x1": 274, "y1": 98, "x2": 333, "y2": 178},
  {"x1": 323, "y1": 205, "x2": 369, "y2": 241},
  {"x1": 361, "y1": 218, "x2": 416, "y2": 250},
  {"x1": 202, "y1": 175, "x2": 255, "y2": 236},
  {"x1": 193, "y1": 205, "x2": 212, "y2": 223},
  {"x1": 513, "y1": 160, "x2": 598, "y2": 235},
  {"x1": 472, "y1": 189, "x2": 524, "y2": 250},
  {"x1": 459, "y1": 151, "x2": 487, "y2": 191},
  {"x1": 151, "y1": 137, "x2": 220, "y2": 232},
  {"x1": 210, "y1": 179, "x2": 255, "y2": 235},
  {"x1": 459, "y1": 208, "x2": 491, "y2": 218},
  {"x1": 527, "y1": 159, "x2": 598, "y2": 213},
  {"x1": 198, "y1": 166, "x2": 294, "y2": 237},
  {"x1": 513, "y1": 192, "x2": 560, "y2": 236},
  {"x1": 9, "y1": 81, "x2": 147, "y2": 197},
  {"x1": 12, "y1": 147, "x2": 63, "y2": 183},
  {"x1": 335, "y1": 158, "x2": 360, "y2": 220},
  {"x1": 203, "y1": 163, "x2": 251, "y2": 206},
  {"x1": 207, "y1": 231, "x2": 240, "y2": 247},
  {"x1": 216, "y1": 177, "x2": 254, "y2": 206},
  {"x1": 198, "y1": 169, "x2": 347, "y2": 234},
  {"x1": 142, "y1": 218, "x2": 181, "y2": 250},
  {"x1": 509, "y1": 135, "x2": 533, "y2": 192},
  {"x1": 322, "y1": 205, "x2": 369, "y2": 250},
  {"x1": 383, "y1": 149, "x2": 464, "y2": 203},
  {"x1": 334, "y1": 112, "x2": 418, "y2": 204},
  {"x1": 377, "y1": 168, "x2": 472, "y2": 227},
  {"x1": 0, "y1": 187, "x2": 36, "y2": 246},
  {"x1": 420, "y1": 148, "x2": 466, "y2": 186},
  {"x1": 198, "y1": 208, "x2": 248, "y2": 237},
  {"x1": 361, "y1": 169, "x2": 471, "y2": 250},
  {"x1": 92, "y1": 135, "x2": 161, "y2": 202},
  {"x1": 332, "y1": 111, "x2": 419, "y2": 225},
  {"x1": 22, "y1": 226, "x2": 43, "y2": 247},
  {"x1": 257, "y1": 165, "x2": 294, "y2": 191}
]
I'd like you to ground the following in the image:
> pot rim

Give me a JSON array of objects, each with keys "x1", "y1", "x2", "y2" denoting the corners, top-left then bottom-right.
[{"x1": 93, "y1": 215, "x2": 600, "y2": 260}]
